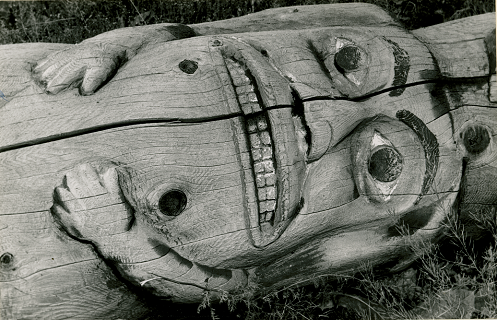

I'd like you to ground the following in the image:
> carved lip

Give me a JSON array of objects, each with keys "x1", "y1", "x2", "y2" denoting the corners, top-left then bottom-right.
[{"x1": 218, "y1": 39, "x2": 306, "y2": 248}]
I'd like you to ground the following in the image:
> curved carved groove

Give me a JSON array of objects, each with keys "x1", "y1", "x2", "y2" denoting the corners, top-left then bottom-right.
[
  {"x1": 383, "y1": 37, "x2": 410, "y2": 97},
  {"x1": 396, "y1": 110, "x2": 439, "y2": 202}
]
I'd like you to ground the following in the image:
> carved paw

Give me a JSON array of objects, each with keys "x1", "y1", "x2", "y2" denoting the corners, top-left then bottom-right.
[
  {"x1": 33, "y1": 42, "x2": 126, "y2": 95},
  {"x1": 51, "y1": 161, "x2": 134, "y2": 242}
]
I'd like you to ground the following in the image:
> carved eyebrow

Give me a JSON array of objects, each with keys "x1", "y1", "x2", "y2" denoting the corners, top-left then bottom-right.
[
  {"x1": 396, "y1": 110, "x2": 439, "y2": 203},
  {"x1": 383, "y1": 37, "x2": 410, "y2": 97}
]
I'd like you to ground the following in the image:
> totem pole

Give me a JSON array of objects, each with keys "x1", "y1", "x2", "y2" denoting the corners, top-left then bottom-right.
[{"x1": 0, "y1": 3, "x2": 495, "y2": 319}]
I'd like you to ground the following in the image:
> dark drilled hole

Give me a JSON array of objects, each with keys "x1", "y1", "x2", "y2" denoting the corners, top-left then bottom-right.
[
  {"x1": 1, "y1": 253, "x2": 13, "y2": 265},
  {"x1": 463, "y1": 125, "x2": 490, "y2": 155},
  {"x1": 179, "y1": 59, "x2": 198, "y2": 74},
  {"x1": 158, "y1": 190, "x2": 187, "y2": 216},
  {"x1": 368, "y1": 147, "x2": 403, "y2": 182},
  {"x1": 211, "y1": 39, "x2": 223, "y2": 47}
]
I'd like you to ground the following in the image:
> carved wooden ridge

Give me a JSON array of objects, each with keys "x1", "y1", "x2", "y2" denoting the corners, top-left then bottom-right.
[{"x1": 0, "y1": 3, "x2": 495, "y2": 319}]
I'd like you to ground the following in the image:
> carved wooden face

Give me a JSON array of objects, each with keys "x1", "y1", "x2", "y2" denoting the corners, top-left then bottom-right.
[
  {"x1": 85, "y1": 27, "x2": 470, "y2": 294},
  {"x1": 3, "y1": 18, "x2": 494, "y2": 308}
]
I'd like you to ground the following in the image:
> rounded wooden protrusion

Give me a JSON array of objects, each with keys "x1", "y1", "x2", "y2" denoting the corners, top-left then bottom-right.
[
  {"x1": 462, "y1": 125, "x2": 490, "y2": 155},
  {"x1": 335, "y1": 45, "x2": 365, "y2": 72},
  {"x1": 178, "y1": 59, "x2": 198, "y2": 74},
  {"x1": 158, "y1": 190, "x2": 187, "y2": 216},
  {"x1": 368, "y1": 147, "x2": 403, "y2": 182}
]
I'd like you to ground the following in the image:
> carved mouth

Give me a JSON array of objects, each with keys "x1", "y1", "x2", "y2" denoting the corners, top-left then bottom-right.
[
  {"x1": 225, "y1": 58, "x2": 279, "y2": 226},
  {"x1": 223, "y1": 51, "x2": 307, "y2": 248}
]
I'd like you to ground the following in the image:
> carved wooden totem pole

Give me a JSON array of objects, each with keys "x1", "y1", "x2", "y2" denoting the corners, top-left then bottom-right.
[{"x1": 0, "y1": 3, "x2": 495, "y2": 319}]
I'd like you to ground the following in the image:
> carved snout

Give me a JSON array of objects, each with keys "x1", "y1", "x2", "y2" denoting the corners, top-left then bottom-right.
[{"x1": 303, "y1": 99, "x2": 373, "y2": 161}]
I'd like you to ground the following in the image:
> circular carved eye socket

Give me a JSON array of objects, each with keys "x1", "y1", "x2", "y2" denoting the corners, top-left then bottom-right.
[
  {"x1": 463, "y1": 125, "x2": 490, "y2": 155},
  {"x1": 158, "y1": 190, "x2": 187, "y2": 216},
  {"x1": 178, "y1": 59, "x2": 198, "y2": 74},
  {"x1": 368, "y1": 147, "x2": 403, "y2": 182}
]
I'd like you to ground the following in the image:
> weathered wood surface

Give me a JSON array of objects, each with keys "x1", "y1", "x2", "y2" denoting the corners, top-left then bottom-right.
[
  {"x1": 0, "y1": 4, "x2": 496, "y2": 319},
  {"x1": 412, "y1": 13, "x2": 495, "y2": 78}
]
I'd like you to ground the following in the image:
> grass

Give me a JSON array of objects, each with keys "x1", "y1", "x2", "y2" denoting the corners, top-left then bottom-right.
[
  {"x1": 1, "y1": 1, "x2": 495, "y2": 319},
  {"x1": 190, "y1": 206, "x2": 497, "y2": 320},
  {"x1": 0, "y1": 0, "x2": 494, "y2": 44},
  {"x1": 137, "y1": 205, "x2": 497, "y2": 320}
]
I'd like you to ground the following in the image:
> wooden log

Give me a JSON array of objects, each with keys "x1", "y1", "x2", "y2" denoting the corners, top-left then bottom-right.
[
  {"x1": 1, "y1": 24, "x2": 441, "y2": 150},
  {"x1": 412, "y1": 13, "x2": 495, "y2": 78},
  {"x1": 191, "y1": 3, "x2": 401, "y2": 34},
  {"x1": 0, "y1": 4, "x2": 496, "y2": 319}
]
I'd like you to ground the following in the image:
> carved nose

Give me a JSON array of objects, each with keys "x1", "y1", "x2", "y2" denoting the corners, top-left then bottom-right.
[{"x1": 302, "y1": 99, "x2": 373, "y2": 161}]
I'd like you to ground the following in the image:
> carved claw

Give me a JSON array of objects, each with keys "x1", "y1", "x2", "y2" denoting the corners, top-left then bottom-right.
[
  {"x1": 33, "y1": 42, "x2": 126, "y2": 95},
  {"x1": 51, "y1": 161, "x2": 134, "y2": 241}
]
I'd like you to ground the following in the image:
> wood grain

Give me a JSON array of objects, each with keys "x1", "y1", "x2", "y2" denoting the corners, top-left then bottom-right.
[
  {"x1": 190, "y1": 3, "x2": 400, "y2": 35},
  {"x1": 0, "y1": 4, "x2": 495, "y2": 318},
  {"x1": 412, "y1": 13, "x2": 495, "y2": 78},
  {"x1": 0, "y1": 119, "x2": 260, "y2": 307}
]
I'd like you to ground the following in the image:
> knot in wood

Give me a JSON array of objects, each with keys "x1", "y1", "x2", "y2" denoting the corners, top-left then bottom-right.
[
  {"x1": 211, "y1": 39, "x2": 223, "y2": 47},
  {"x1": 368, "y1": 147, "x2": 403, "y2": 182},
  {"x1": 158, "y1": 190, "x2": 187, "y2": 216},
  {"x1": 179, "y1": 60, "x2": 198, "y2": 74},
  {"x1": 1, "y1": 252, "x2": 13, "y2": 266},
  {"x1": 463, "y1": 125, "x2": 490, "y2": 155},
  {"x1": 335, "y1": 45, "x2": 364, "y2": 72}
]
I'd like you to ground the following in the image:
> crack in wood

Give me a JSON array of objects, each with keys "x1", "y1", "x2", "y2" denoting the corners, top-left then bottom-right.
[
  {"x1": 0, "y1": 76, "x2": 490, "y2": 155},
  {"x1": 0, "y1": 258, "x2": 99, "y2": 283}
]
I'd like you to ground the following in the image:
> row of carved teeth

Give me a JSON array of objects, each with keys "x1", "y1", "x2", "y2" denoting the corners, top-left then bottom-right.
[
  {"x1": 247, "y1": 114, "x2": 277, "y2": 223},
  {"x1": 225, "y1": 58, "x2": 263, "y2": 115},
  {"x1": 225, "y1": 57, "x2": 277, "y2": 224}
]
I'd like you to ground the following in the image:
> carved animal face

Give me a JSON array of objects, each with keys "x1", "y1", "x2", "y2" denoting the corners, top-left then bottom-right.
[
  {"x1": 2, "y1": 6, "x2": 495, "y2": 318},
  {"x1": 95, "y1": 27, "x2": 478, "y2": 295}
]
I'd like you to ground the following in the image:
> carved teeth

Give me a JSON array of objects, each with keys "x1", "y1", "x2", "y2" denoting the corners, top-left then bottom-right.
[
  {"x1": 226, "y1": 58, "x2": 262, "y2": 114},
  {"x1": 259, "y1": 200, "x2": 276, "y2": 212},
  {"x1": 258, "y1": 186, "x2": 276, "y2": 201},
  {"x1": 226, "y1": 59, "x2": 250, "y2": 86},
  {"x1": 264, "y1": 210, "x2": 274, "y2": 222},
  {"x1": 226, "y1": 56, "x2": 278, "y2": 226},
  {"x1": 248, "y1": 116, "x2": 277, "y2": 224}
]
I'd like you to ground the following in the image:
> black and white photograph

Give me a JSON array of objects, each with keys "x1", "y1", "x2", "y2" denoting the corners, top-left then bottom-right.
[{"x1": 0, "y1": 0, "x2": 495, "y2": 319}]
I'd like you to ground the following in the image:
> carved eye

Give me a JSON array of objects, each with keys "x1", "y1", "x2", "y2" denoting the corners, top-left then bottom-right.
[
  {"x1": 319, "y1": 37, "x2": 370, "y2": 93},
  {"x1": 356, "y1": 130, "x2": 405, "y2": 203},
  {"x1": 352, "y1": 117, "x2": 426, "y2": 205},
  {"x1": 368, "y1": 131, "x2": 403, "y2": 183},
  {"x1": 334, "y1": 45, "x2": 367, "y2": 73},
  {"x1": 368, "y1": 147, "x2": 403, "y2": 182},
  {"x1": 318, "y1": 34, "x2": 394, "y2": 97},
  {"x1": 158, "y1": 190, "x2": 187, "y2": 216}
]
